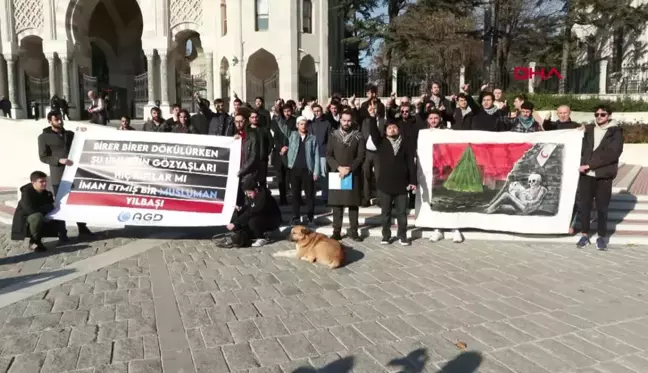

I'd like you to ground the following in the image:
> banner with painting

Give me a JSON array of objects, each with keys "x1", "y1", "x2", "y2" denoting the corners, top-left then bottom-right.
[
  {"x1": 49, "y1": 131, "x2": 241, "y2": 227},
  {"x1": 415, "y1": 129, "x2": 583, "y2": 234}
]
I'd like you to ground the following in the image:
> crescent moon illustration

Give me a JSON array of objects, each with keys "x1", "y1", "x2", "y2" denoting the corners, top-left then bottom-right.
[{"x1": 540, "y1": 151, "x2": 549, "y2": 158}]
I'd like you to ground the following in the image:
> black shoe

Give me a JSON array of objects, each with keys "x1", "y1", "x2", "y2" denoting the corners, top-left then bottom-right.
[
  {"x1": 78, "y1": 226, "x2": 95, "y2": 238},
  {"x1": 29, "y1": 239, "x2": 47, "y2": 252},
  {"x1": 289, "y1": 217, "x2": 301, "y2": 226},
  {"x1": 361, "y1": 201, "x2": 371, "y2": 208},
  {"x1": 279, "y1": 198, "x2": 288, "y2": 206},
  {"x1": 330, "y1": 232, "x2": 342, "y2": 240},
  {"x1": 380, "y1": 237, "x2": 391, "y2": 245},
  {"x1": 58, "y1": 233, "x2": 69, "y2": 244},
  {"x1": 349, "y1": 232, "x2": 363, "y2": 242}
]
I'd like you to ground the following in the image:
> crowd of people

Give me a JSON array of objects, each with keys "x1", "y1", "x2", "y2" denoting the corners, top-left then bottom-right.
[{"x1": 11, "y1": 83, "x2": 624, "y2": 252}]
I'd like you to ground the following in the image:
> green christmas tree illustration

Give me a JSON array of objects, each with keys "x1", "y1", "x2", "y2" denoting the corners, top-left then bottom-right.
[{"x1": 444, "y1": 145, "x2": 484, "y2": 193}]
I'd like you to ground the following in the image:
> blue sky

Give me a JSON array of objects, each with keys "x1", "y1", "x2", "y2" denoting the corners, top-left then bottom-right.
[{"x1": 359, "y1": 4, "x2": 386, "y2": 67}]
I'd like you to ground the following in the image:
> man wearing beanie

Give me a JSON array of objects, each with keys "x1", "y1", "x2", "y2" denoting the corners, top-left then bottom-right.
[
  {"x1": 366, "y1": 108, "x2": 417, "y2": 246},
  {"x1": 499, "y1": 101, "x2": 542, "y2": 132}
]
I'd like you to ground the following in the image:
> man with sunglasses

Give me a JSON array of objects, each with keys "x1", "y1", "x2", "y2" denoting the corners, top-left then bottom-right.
[{"x1": 576, "y1": 105, "x2": 623, "y2": 250}]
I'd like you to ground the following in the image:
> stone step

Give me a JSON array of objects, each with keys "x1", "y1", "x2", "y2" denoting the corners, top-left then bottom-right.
[{"x1": 613, "y1": 164, "x2": 642, "y2": 193}]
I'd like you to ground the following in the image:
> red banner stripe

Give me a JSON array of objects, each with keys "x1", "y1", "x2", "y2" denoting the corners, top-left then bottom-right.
[{"x1": 66, "y1": 192, "x2": 224, "y2": 213}]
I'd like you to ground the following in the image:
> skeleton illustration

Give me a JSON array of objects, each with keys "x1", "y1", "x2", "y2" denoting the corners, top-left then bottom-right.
[{"x1": 486, "y1": 173, "x2": 548, "y2": 215}]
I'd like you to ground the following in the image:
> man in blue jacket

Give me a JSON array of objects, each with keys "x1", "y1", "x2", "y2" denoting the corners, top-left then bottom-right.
[{"x1": 288, "y1": 116, "x2": 321, "y2": 226}]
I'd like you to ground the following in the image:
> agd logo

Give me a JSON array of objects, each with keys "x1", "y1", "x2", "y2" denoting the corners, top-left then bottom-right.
[
  {"x1": 117, "y1": 211, "x2": 163, "y2": 223},
  {"x1": 514, "y1": 67, "x2": 563, "y2": 81}
]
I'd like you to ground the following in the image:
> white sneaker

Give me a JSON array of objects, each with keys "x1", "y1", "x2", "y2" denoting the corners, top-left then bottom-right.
[
  {"x1": 429, "y1": 229, "x2": 444, "y2": 242},
  {"x1": 251, "y1": 239, "x2": 268, "y2": 247},
  {"x1": 452, "y1": 230, "x2": 464, "y2": 243}
]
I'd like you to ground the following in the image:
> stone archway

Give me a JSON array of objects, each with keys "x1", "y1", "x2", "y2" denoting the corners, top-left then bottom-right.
[
  {"x1": 61, "y1": 0, "x2": 145, "y2": 119},
  {"x1": 19, "y1": 35, "x2": 49, "y2": 119},
  {"x1": 173, "y1": 29, "x2": 207, "y2": 112},
  {"x1": 299, "y1": 54, "x2": 318, "y2": 100},
  {"x1": 246, "y1": 49, "x2": 279, "y2": 105}
]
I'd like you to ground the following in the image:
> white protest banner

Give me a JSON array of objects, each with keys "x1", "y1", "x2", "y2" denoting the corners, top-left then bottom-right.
[
  {"x1": 415, "y1": 129, "x2": 583, "y2": 234},
  {"x1": 49, "y1": 131, "x2": 241, "y2": 227}
]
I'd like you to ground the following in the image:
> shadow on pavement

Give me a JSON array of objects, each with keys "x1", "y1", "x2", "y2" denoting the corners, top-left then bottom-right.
[
  {"x1": 0, "y1": 268, "x2": 76, "y2": 295},
  {"x1": 288, "y1": 347, "x2": 482, "y2": 373},
  {"x1": 436, "y1": 351, "x2": 483, "y2": 373}
]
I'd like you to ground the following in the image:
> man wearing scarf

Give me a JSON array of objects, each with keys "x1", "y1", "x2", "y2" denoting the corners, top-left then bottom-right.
[
  {"x1": 463, "y1": 87, "x2": 503, "y2": 132},
  {"x1": 270, "y1": 105, "x2": 297, "y2": 205},
  {"x1": 499, "y1": 101, "x2": 542, "y2": 132},
  {"x1": 326, "y1": 110, "x2": 366, "y2": 241},
  {"x1": 366, "y1": 110, "x2": 416, "y2": 246}
]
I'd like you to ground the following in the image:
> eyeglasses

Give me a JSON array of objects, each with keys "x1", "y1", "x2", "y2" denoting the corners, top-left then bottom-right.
[{"x1": 594, "y1": 113, "x2": 608, "y2": 117}]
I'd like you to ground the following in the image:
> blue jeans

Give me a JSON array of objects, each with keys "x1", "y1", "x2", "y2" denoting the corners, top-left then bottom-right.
[{"x1": 319, "y1": 156, "x2": 328, "y2": 200}]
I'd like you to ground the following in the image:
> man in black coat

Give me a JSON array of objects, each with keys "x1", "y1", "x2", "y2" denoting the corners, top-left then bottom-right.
[
  {"x1": 11, "y1": 171, "x2": 65, "y2": 252},
  {"x1": 248, "y1": 110, "x2": 273, "y2": 188},
  {"x1": 577, "y1": 104, "x2": 624, "y2": 251},
  {"x1": 367, "y1": 113, "x2": 417, "y2": 246},
  {"x1": 217, "y1": 176, "x2": 282, "y2": 248},
  {"x1": 270, "y1": 105, "x2": 296, "y2": 204},
  {"x1": 37, "y1": 111, "x2": 93, "y2": 240},
  {"x1": 195, "y1": 94, "x2": 233, "y2": 136}
]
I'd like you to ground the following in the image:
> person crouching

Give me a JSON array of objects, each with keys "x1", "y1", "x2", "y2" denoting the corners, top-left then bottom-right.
[
  {"x1": 366, "y1": 112, "x2": 417, "y2": 245},
  {"x1": 218, "y1": 176, "x2": 282, "y2": 248},
  {"x1": 11, "y1": 171, "x2": 65, "y2": 252}
]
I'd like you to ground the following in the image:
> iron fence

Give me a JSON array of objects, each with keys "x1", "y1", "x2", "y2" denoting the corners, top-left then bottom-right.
[{"x1": 607, "y1": 63, "x2": 648, "y2": 94}]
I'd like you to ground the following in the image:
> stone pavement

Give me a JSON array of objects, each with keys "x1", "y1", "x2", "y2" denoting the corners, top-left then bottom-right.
[{"x1": 0, "y1": 227, "x2": 648, "y2": 372}]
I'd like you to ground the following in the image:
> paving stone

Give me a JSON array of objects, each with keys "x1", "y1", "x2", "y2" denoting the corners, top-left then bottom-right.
[
  {"x1": 51, "y1": 295, "x2": 80, "y2": 312},
  {"x1": 69, "y1": 325, "x2": 98, "y2": 346},
  {"x1": 8, "y1": 352, "x2": 46, "y2": 373},
  {"x1": 228, "y1": 319, "x2": 262, "y2": 344},
  {"x1": 128, "y1": 358, "x2": 163, "y2": 373},
  {"x1": 77, "y1": 342, "x2": 112, "y2": 368},
  {"x1": 193, "y1": 347, "x2": 230, "y2": 373},
  {"x1": 113, "y1": 337, "x2": 144, "y2": 362},
  {"x1": 250, "y1": 338, "x2": 290, "y2": 366},
  {"x1": 255, "y1": 316, "x2": 290, "y2": 339},
  {"x1": 232, "y1": 303, "x2": 261, "y2": 320},
  {"x1": 23, "y1": 299, "x2": 53, "y2": 316},
  {"x1": 329, "y1": 325, "x2": 373, "y2": 350},
  {"x1": 41, "y1": 346, "x2": 81, "y2": 373},
  {"x1": 97, "y1": 320, "x2": 128, "y2": 342},
  {"x1": 201, "y1": 322, "x2": 234, "y2": 347},
  {"x1": 142, "y1": 335, "x2": 160, "y2": 358},
  {"x1": 35, "y1": 328, "x2": 71, "y2": 351},
  {"x1": 29, "y1": 312, "x2": 63, "y2": 332},
  {"x1": 60, "y1": 310, "x2": 89, "y2": 327},
  {"x1": 1, "y1": 332, "x2": 39, "y2": 355},
  {"x1": 277, "y1": 333, "x2": 318, "y2": 360},
  {"x1": 377, "y1": 317, "x2": 422, "y2": 339},
  {"x1": 278, "y1": 313, "x2": 315, "y2": 334},
  {"x1": 305, "y1": 329, "x2": 346, "y2": 355},
  {"x1": 222, "y1": 343, "x2": 260, "y2": 370},
  {"x1": 127, "y1": 316, "x2": 157, "y2": 337}
]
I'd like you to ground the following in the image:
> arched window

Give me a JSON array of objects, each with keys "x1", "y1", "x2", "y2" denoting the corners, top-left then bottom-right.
[
  {"x1": 255, "y1": 0, "x2": 269, "y2": 31},
  {"x1": 221, "y1": 0, "x2": 227, "y2": 36},
  {"x1": 303, "y1": 0, "x2": 313, "y2": 34},
  {"x1": 185, "y1": 39, "x2": 193, "y2": 57}
]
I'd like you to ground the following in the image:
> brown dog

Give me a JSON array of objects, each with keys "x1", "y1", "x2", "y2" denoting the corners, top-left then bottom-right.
[{"x1": 288, "y1": 225, "x2": 344, "y2": 269}]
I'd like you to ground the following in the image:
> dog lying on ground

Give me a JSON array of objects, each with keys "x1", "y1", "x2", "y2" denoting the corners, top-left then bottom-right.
[{"x1": 272, "y1": 225, "x2": 344, "y2": 269}]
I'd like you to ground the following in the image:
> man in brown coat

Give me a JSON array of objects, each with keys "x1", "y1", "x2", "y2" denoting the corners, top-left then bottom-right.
[{"x1": 326, "y1": 110, "x2": 366, "y2": 241}]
